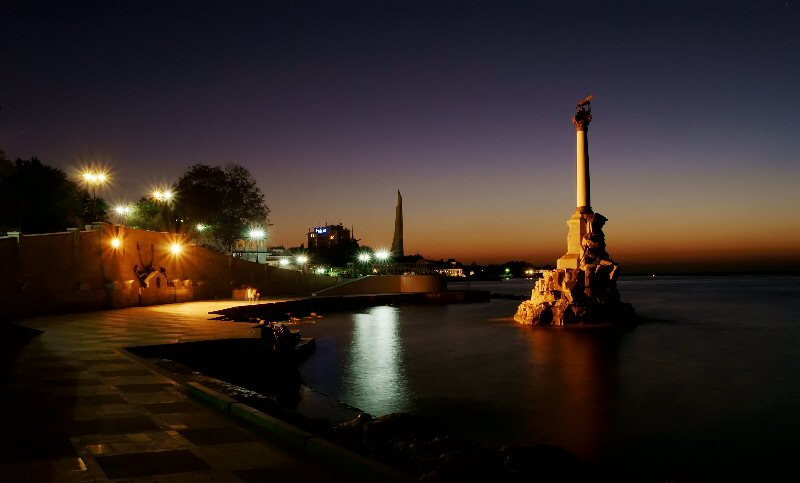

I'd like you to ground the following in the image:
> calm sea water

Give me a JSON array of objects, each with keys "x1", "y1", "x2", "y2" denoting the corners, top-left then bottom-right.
[{"x1": 295, "y1": 276, "x2": 800, "y2": 480}]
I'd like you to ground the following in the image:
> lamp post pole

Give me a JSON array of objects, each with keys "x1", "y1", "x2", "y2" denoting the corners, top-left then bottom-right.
[{"x1": 82, "y1": 170, "x2": 107, "y2": 222}]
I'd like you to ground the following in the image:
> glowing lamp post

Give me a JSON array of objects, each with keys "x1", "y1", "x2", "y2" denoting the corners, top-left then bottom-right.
[
  {"x1": 248, "y1": 228, "x2": 266, "y2": 263},
  {"x1": 152, "y1": 189, "x2": 174, "y2": 202},
  {"x1": 114, "y1": 204, "x2": 132, "y2": 226},
  {"x1": 357, "y1": 252, "x2": 372, "y2": 276},
  {"x1": 82, "y1": 170, "x2": 108, "y2": 221},
  {"x1": 296, "y1": 254, "x2": 308, "y2": 272},
  {"x1": 151, "y1": 188, "x2": 174, "y2": 231},
  {"x1": 375, "y1": 250, "x2": 390, "y2": 275}
]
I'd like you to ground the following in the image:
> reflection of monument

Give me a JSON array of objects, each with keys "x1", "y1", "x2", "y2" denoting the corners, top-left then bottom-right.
[
  {"x1": 515, "y1": 97, "x2": 635, "y2": 326},
  {"x1": 391, "y1": 190, "x2": 404, "y2": 257}
]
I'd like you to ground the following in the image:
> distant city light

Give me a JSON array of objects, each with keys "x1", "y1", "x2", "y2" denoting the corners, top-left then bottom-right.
[
  {"x1": 170, "y1": 243, "x2": 182, "y2": 255},
  {"x1": 196, "y1": 223, "x2": 206, "y2": 232},
  {"x1": 296, "y1": 255, "x2": 308, "y2": 264},
  {"x1": 249, "y1": 229, "x2": 265, "y2": 239},
  {"x1": 358, "y1": 253, "x2": 372, "y2": 262},
  {"x1": 315, "y1": 267, "x2": 326, "y2": 275},
  {"x1": 279, "y1": 258, "x2": 290, "y2": 266},
  {"x1": 375, "y1": 250, "x2": 390, "y2": 261},
  {"x1": 110, "y1": 238, "x2": 121, "y2": 248}
]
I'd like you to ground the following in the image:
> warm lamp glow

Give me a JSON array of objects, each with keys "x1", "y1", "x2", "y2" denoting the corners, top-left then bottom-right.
[
  {"x1": 152, "y1": 188, "x2": 174, "y2": 202},
  {"x1": 81, "y1": 169, "x2": 109, "y2": 186},
  {"x1": 170, "y1": 243, "x2": 182, "y2": 255},
  {"x1": 111, "y1": 238, "x2": 121, "y2": 248},
  {"x1": 114, "y1": 204, "x2": 132, "y2": 216}
]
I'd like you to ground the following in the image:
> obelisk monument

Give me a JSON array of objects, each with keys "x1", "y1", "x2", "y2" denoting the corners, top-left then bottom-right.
[
  {"x1": 515, "y1": 96, "x2": 635, "y2": 326},
  {"x1": 391, "y1": 190, "x2": 404, "y2": 257}
]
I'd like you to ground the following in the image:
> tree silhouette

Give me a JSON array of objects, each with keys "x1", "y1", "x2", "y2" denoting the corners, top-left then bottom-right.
[
  {"x1": 0, "y1": 153, "x2": 93, "y2": 234},
  {"x1": 174, "y1": 163, "x2": 270, "y2": 252}
]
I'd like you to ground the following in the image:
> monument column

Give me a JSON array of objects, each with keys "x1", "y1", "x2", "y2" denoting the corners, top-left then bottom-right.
[
  {"x1": 573, "y1": 99, "x2": 592, "y2": 213},
  {"x1": 557, "y1": 96, "x2": 594, "y2": 270}
]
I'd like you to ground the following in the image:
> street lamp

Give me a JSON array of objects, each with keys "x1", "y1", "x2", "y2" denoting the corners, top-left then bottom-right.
[
  {"x1": 81, "y1": 169, "x2": 108, "y2": 221},
  {"x1": 113, "y1": 204, "x2": 132, "y2": 226},
  {"x1": 150, "y1": 187, "x2": 175, "y2": 231},
  {"x1": 296, "y1": 254, "x2": 308, "y2": 272},
  {"x1": 152, "y1": 188, "x2": 174, "y2": 202},
  {"x1": 248, "y1": 228, "x2": 266, "y2": 263},
  {"x1": 357, "y1": 252, "x2": 372, "y2": 276}
]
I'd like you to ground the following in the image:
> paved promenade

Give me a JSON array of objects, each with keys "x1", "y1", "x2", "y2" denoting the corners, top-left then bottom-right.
[{"x1": 0, "y1": 300, "x2": 349, "y2": 482}]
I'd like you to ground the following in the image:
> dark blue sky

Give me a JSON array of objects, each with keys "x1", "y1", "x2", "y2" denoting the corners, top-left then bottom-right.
[{"x1": 2, "y1": 1, "x2": 798, "y2": 269}]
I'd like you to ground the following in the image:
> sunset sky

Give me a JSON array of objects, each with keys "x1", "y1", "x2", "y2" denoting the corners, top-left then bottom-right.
[{"x1": 2, "y1": 1, "x2": 798, "y2": 272}]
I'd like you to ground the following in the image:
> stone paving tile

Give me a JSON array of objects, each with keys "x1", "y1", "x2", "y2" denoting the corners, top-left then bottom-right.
[
  {"x1": 235, "y1": 465, "x2": 347, "y2": 483},
  {"x1": 144, "y1": 401, "x2": 204, "y2": 414},
  {"x1": 74, "y1": 431, "x2": 191, "y2": 456},
  {"x1": 95, "y1": 368, "x2": 153, "y2": 377},
  {"x1": 102, "y1": 375, "x2": 174, "y2": 386},
  {"x1": 120, "y1": 390, "x2": 187, "y2": 405},
  {"x1": 69, "y1": 415, "x2": 163, "y2": 436},
  {"x1": 48, "y1": 385, "x2": 119, "y2": 397},
  {"x1": 152, "y1": 411, "x2": 233, "y2": 430},
  {"x1": 43, "y1": 377, "x2": 106, "y2": 387},
  {"x1": 120, "y1": 471, "x2": 244, "y2": 482},
  {"x1": 72, "y1": 403, "x2": 147, "y2": 420},
  {"x1": 190, "y1": 442, "x2": 304, "y2": 472},
  {"x1": 0, "y1": 456, "x2": 97, "y2": 483},
  {"x1": 115, "y1": 383, "x2": 174, "y2": 393},
  {"x1": 0, "y1": 435, "x2": 78, "y2": 465},
  {"x1": 94, "y1": 449, "x2": 211, "y2": 479},
  {"x1": 178, "y1": 427, "x2": 258, "y2": 446},
  {"x1": 69, "y1": 394, "x2": 129, "y2": 406}
]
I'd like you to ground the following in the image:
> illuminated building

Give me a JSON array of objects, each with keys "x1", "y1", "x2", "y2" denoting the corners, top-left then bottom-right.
[{"x1": 307, "y1": 223, "x2": 352, "y2": 251}]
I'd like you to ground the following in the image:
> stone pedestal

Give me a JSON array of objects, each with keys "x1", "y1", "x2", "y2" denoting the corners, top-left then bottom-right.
[
  {"x1": 515, "y1": 211, "x2": 636, "y2": 327},
  {"x1": 556, "y1": 210, "x2": 591, "y2": 269}
]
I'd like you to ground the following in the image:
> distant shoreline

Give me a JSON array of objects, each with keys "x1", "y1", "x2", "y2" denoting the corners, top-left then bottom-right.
[{"x1": 622, "y1": 271, "x2": 800, "y2": 277}]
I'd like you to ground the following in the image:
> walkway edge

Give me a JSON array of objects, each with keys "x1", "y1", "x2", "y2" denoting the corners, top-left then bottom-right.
[{"x1": 186, "y1": 381, "x2": 415, "y2": 483}]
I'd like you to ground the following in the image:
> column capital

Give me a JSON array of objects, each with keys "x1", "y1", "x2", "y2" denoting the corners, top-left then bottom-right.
[{"x1": 573, "y1": 110, "x2": 592, "y2": 131}]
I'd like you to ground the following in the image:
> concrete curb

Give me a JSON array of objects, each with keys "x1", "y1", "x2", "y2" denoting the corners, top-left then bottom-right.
[{"x1": 186, "y1": 381, "x2": 415, "y2": 483}]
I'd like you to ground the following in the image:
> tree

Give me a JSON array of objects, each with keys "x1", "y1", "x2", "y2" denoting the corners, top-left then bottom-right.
[
  {"x1": 174, "y1": 164, "x2": 270, "y2": 252},
  {"x1": 127, "y1": 197, "x2": 163, "y2": 232},
  {"x1": 0, "y1": 154, "x2": 93, "y2": 234}
]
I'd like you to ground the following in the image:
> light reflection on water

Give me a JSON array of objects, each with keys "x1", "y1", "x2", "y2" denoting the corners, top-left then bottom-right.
[
  {"x1": 297, "y1": 276, "x2": 800, "y2": 480},
  {"x1": 342, "y1": 306, "x2": 410, "y2": 415}
]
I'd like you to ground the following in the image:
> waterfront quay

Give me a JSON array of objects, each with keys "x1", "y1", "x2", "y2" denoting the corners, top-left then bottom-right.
[{"x1": 0, "y1": 300, "x2": 397, "y2": 482}]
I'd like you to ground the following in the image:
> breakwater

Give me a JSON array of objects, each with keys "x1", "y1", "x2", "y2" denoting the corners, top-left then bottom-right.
[{"x1": 209, "y1": 290, "x2": 491, "y2": 323}]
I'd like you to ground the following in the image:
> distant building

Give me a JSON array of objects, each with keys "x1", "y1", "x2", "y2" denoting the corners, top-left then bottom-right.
[
  {"x1": 232, "y1": 237, "x2": 269, "y2": 263},
  {"x1": 436, "y1": 267, "x2": 465, "y2": 277},
  {"x1": 307, "y1": 223, "x2": 352, "y2": 251}
]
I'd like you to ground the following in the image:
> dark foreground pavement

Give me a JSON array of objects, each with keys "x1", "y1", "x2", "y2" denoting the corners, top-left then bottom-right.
[{"x1": 0, "y1": 300, "x2": 351, "y2": 482}]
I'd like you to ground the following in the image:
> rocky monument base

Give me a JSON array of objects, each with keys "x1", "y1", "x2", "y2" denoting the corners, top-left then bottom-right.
[{"x1": 514, "y1": 211, "x2": 636, "y2": 327}]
